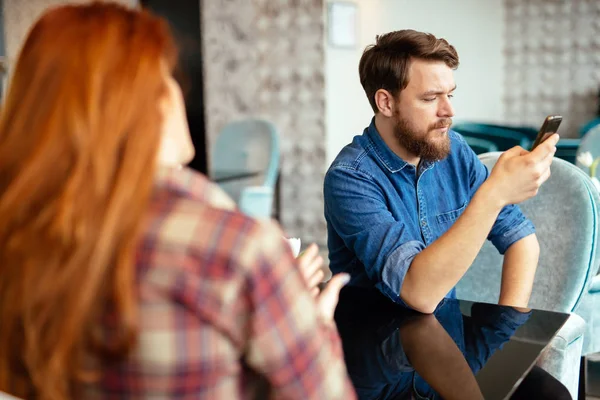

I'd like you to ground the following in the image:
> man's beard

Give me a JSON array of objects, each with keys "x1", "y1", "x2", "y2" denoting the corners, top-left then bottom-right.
[{"x1": 393, "y1": 112, "x2": 452, "y2": 162}]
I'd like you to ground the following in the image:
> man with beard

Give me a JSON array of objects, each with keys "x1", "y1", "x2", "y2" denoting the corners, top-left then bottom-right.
[
  {"x1": 324, "y1": 30, "x2": 559, "y2": 315},
  {"x1": 323, "y1": 30, "x2": 574, "y2": 398}
]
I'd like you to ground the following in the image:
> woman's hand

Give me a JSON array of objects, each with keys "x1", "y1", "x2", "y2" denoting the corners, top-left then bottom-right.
[{"x1": 297, "y1": 243, "x2": 325, "y2": 297}]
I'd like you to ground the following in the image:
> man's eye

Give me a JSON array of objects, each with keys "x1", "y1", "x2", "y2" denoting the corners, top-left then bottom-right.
[
  {"x1": 448, "y1": 94, "x2": 454, "y2": 99},
  {"x1": 423, "y1": 97, "x2": 435, "y2": 102}
]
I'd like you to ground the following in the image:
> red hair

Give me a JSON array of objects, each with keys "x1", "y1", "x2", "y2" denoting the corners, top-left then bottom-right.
[{"x1": 0, "y1": 2, "x2": 177, "y2": 398}]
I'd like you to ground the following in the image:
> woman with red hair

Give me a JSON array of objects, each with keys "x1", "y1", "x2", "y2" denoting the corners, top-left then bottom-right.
[{"x1": 0, "y1": 2, "x2": 354, "y2": 399}]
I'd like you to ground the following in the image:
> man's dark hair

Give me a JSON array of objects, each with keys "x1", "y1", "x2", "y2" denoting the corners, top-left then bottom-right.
[{"x1": 359, "y1": 29, "x2": 459, "y2": 113}]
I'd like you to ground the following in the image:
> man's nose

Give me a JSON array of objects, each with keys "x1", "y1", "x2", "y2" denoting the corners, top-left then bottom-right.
[{"x1": 438, "y1": 96, "x2": 455, "y2": 118}]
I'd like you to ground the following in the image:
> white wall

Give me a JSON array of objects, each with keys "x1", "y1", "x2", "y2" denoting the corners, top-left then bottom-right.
[{"x1": 325, "y1": 0, "x2": 505, "y2": 167}]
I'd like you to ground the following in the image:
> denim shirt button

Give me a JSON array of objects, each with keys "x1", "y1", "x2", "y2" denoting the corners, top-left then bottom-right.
[{"x1": 420, "y1": 219, "x2": 427, "y2": 227}]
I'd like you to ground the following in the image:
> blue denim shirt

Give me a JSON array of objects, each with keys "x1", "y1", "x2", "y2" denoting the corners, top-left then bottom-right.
[{"x1": 324, "y1": 118, "x2": 536, "y2": 306}]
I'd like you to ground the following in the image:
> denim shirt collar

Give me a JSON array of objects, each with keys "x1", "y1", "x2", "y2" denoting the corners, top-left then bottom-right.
[{"x1": 365, "y1": 117, "x2": 436, "y2": 174}]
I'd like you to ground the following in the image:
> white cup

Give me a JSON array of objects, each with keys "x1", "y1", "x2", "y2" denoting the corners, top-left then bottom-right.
[{"x1": 285, "y1": 237, "x2": 301, "y2": 258}]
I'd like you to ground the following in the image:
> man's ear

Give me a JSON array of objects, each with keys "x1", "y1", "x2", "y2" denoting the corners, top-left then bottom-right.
[{"x1": 374, "y1": 89, "x2": 395, "y2": 117}]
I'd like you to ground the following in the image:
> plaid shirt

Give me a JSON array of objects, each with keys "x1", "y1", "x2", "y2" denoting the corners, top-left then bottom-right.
[{"x1": 85, "y1": 167, "x2": 356, "y2": 399}]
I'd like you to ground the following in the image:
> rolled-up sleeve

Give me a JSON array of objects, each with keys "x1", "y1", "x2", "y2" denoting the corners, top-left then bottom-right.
[
  {"x1": 324, "y1": 166, "x2": 425, "y2": 305},
  {"x1": 378, "y1": 241, "x2": 424, "y2": 304},
  {"x1": 462, "y1": 140, "x2": 536, "y2": 255},
  {"x1": 488, "y1": 209, "x2": 535, "y2": 254}
]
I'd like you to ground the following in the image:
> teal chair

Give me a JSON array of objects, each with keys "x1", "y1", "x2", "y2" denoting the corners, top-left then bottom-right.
[
  {"x1": 458, "y1": 122, "x2": 539, "y2": 141},
  {"x1": 462, "y1": 136, "x2": 498, "y2": 155},
  {"x1": 580, "y1": 117, "x2": 600, "y2": 138},
  {"x1": 456, "y1": 154, "x2": 600, "y2": 397},
  {"x1": 455, "y1": 122, "x2": 579, "y2": 164},
  {"x1": 238, "y1": 186, "x2": 274, "y2": 220},
  {"x1": 553, "y1": 138, "x2": 580, "y2": 165},
  {"x1": 452, "y1": 123, "x2": 531, "y2": 151},
  {"x1": 577, "y1": 124, "x2": 600, "y2": 172},
  {"x1": 211, "y1": 119, "x2": 280, "y2": 219}
]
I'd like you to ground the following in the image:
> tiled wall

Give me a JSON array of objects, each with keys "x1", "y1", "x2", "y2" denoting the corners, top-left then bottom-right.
[
  {"x1": 504, "y1": 0, "x2": 600, "y2": 136},
  {"x1": 202, "y1": 0, "x2": 327, "y2": 245}
]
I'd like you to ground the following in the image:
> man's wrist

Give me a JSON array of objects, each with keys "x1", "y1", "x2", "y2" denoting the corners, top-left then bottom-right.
[{"x1": 475, "y1": 180, "x2": 506, "y2": 213}]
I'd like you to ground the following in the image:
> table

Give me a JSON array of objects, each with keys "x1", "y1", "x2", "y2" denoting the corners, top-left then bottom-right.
[
  {"x1": 211, "y1": 170, "x2": 261, "y2": 184},
  {"x1": 334, "y1": 287, "x2": 569, "y2": 400}
]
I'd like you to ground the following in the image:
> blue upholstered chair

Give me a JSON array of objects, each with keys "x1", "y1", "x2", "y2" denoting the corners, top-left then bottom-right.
[
  {"x1": 577, "y1": 124, "x2": 600, "y2": 172},
  {"x1": 463, "y1": 136, "x2": 499, "y2": 155},
  {"x1": 452, "y1": 123, "x2": 531, "y2": 151},
  {"x1": 454, "y1": 122, "x2": 579, "y2": 164},
  {"x1": 580, "y1": 117, "x2": 600, "y2": 138},
  {"x1": 238, "y1": 186, "x2": 274, "y2": 219},
  {"x1": 552, "y1": 138, "x2": 580, "y2": 165},
  {"x1": 211, "y1": 119, "x2": 280, "y2": 219},
  {"x1": 455, "y1": 154, "x2": 600, "y2": 397},
  {"x1": 457, "y1": 122, "x2": 539, "y2": 141}
]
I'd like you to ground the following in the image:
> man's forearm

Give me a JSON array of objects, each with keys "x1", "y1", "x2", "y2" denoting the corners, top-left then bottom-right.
[
  {"x1": 499, "y1": 234, "x2": 539, "y2": 309},
  {"x1": 402, "y1": 181, "x2": 504, "y2": 313}
]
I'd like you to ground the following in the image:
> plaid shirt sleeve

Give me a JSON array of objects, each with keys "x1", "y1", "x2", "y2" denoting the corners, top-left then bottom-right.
[{"x1": 242, "y1": 221, "x2": 356, "y2": 399}]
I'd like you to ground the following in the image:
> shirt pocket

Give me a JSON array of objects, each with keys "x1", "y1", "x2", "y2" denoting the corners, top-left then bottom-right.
[{"x1": 436, "y1": 201, "x2": 468, "y2": 231}]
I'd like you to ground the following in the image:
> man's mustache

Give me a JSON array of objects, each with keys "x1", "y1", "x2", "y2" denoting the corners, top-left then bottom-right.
[{"x1": 431, "y1": 118, "x2": 453, "y2": 130}]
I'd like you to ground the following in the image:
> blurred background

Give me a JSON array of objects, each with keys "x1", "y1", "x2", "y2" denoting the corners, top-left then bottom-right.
[
  {"x1": 0, "y1": 0, "x2": 599, "y2": 248},
  {"x1": 2, "y1": 1, "x2": 600, "y2": 397}
]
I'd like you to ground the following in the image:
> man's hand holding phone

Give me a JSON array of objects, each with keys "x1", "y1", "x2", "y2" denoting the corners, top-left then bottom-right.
[
  {"x1": 485, "y1": 133, "x2": 559, "y2": 207},
  {"x1": 531, "y1": 115, "x2": 562, "y2": 150}
]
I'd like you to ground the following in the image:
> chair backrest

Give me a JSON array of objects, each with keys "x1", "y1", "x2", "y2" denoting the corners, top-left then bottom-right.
[
  {"x1": 577, "y1": 124, "x2": 600, "y2": 171},
  {"x1": 462, "y1": 136, "x2": 499, "y2": 155},
  {"x1": 459, "y1": 122, "x2": 539, "y2": 141},
  {"x1": 452, "y1": 123, "x2": 531, "y2": 151},
  {"x1": 239, "y1": 186, "x2": 274, "y2": 219},
  {"x1": 580, "y1": 117, "x2": 600, "y2": 137},
  {"x1": 550, "y1": 138, "x2": 580, "y2": 165},
  {"x1": 456, "y1": 153, "x2": 600, "y2": 312},
  {"x1": 211, "y1": 118, "x2": 280, "y2": 202},
  {"x1": 455, "y1": 122, "x2": 579, "y2": 163}
]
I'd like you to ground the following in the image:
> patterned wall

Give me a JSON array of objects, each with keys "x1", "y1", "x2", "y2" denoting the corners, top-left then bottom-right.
[
  {"x1": 504, "y1": 0, "x2": 600, "y2": 137},
  {"x1": 202, "y1": 0, "x2": 327, "y2": 245}
]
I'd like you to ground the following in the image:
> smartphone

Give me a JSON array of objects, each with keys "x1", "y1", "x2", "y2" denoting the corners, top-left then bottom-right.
[{"x1": 531, "y1": 115, "x2": 562, "y2": 150}]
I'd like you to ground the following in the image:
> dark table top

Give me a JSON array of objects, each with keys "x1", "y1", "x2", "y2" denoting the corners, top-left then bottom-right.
[
  {"x1": 334, "y1": 287, "x2": 569, "y2": 400},
  {"x1": 211, "y1": 169, "x2": 261, "y2": 184}
]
